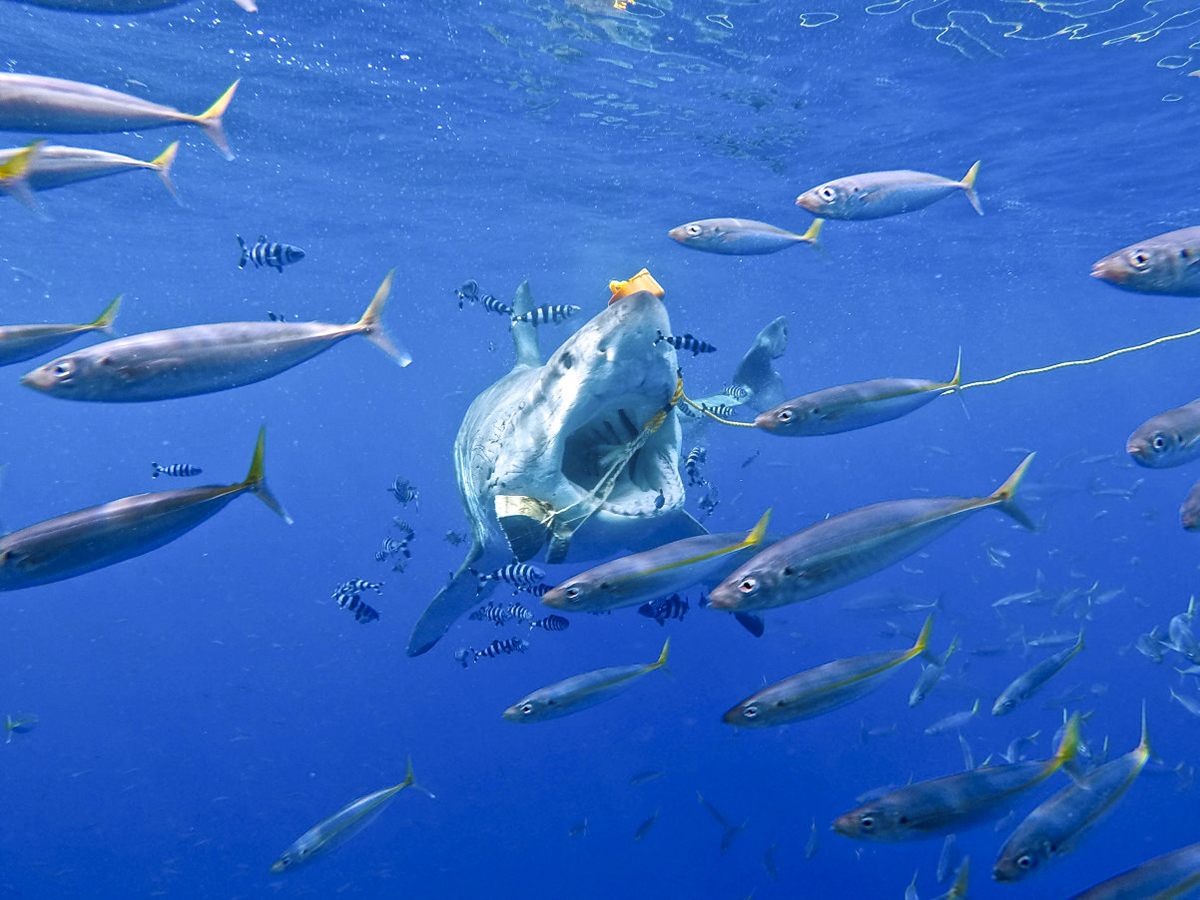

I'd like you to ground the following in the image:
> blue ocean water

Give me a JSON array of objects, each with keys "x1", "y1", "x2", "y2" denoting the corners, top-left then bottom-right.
[{"x1": 2, "y1": 0, "x2": 1200, "y2": 896}]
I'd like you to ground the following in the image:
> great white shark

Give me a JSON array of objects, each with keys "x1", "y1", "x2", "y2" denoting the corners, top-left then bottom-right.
[{"x1": 407, "y1": 281, "x2": 787, "y2": 656}]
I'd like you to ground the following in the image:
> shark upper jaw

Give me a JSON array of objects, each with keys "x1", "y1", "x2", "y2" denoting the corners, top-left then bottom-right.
[{"x1": 489, "y1": 290, "x2": 684, "y2": 526}]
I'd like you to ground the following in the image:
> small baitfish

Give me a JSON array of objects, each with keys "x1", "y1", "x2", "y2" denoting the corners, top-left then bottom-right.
[
  {"x1": 832, "y1": 714, "x2": 1081, "y2": 842},
  {"x1": 634, "y1": 809, "x2": 660, "y2": 841},
  {"x1": 992, "y1": 706, "x2": 1152, "y2": 883},
  {"x1": 4, "y1": 713, "x2": 37, "y2": 743},
  {"x1": 754, "y1": 352, "x2": 961, "y2": 436},
  {"x1": 933, "y1": 858, "x2": 970, "y2": 900},
  {"x1": 150, "y1": 462, "x2": 202, "y2": 479},
  {"x1": 0, "y1": 141, "x2": 178, "y2": 207},
  {"x1": 925, "y1": 699, "x2": 979, "y2": 736},
  {"x1": 21, "y1": 271, "x2": 409, "y2": 402},
  {"x1": 796, "y1": 162, "x2": 982, "y2": 220},
  {"x1": 909, "y1": 635, "x2": 958, "y2": 708},
  {"x1": 0, "y1": 74, "x2": 239, "y2": 159},
  {"x1": 654, "y1": 330, "x2": 716, "y2": 356},
  {"x1": 667, "y1": 217, "x2": 823, "y2": 255},
  {"x1": 0, "y1": 426, "x2": 289, "y2": 591},
  {"x1": 1064, "y1": 838, "x2": 1200, "y2": 899},
  {"x1": 723, "y1": 615, "x2": 933, "y2": 728},
  {"x1": 1091, "y1": 226, "x2": 1200, "y2": 296},
  {"x1": 270, "y1": 757, "x2": 429, "y2": 873},
  {"x1": 502, "y1": 638, "x2": 669, "y2": 722},
  {"x1": 1126, "y1": 398, "x2": 1200, "y2": 468},
  {"x1": 707, "y1": 455, "x2": 1035, "y2": 613},
  {"x1": 238, "y1": 235, "x2": 305, "y2": 272},
  {"x1": 541, "y1": 510, "x2": 771, "y2": 614},
  {"x1": 0, "y1": 295, "x2": 119, "y2": 367},
  {"x1": 992, "y1": 631, "x2": 1084, "y2": 716},
  {"x1": 510, "y1": 304, "x2": 580, "y2": 326}
]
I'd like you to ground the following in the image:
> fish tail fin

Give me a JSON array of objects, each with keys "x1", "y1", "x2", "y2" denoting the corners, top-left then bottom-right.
[
  {"x1": 241, "y1": 425, "x2": 293, "y2": 524},
  {"x1": 799, "y1": 218, "x2": 823, "y2": 247},
  {"x1": 1136, "y1": 700, "x2": 1156, "y2": 765},
  {"x1": 148, "y1": 141, "x2": 181, "y2": 204},
  {"x1": 196, "y1": 79, "x2": 239, "y2": 160},
  {"x1": 989, "y1": 452, "x2": 1037, "y2": 531},
  {"x1": 743, "y1": 508, "x2": 772, "y2": 548},
  {"x1": 947, "y1": 346, "x2": 970, "y2": 420},
  {"x1": 906, "y1": 614, "x2": 934, "y2": 662},
  {"x1": 237, "y1": 235, "x2": 249, "y2": 268},
  {"x1": 939, "y1": 634, "x2": 960, "y2": 667},
  {"x1": 0, "y1": 140, "x2": 46, "y2": 220},
  {"x1": 403, "y1": 755, "x2": 437, "y2": 799},
  {"x1": 89, "y1": 295, "x2": 121, "y2": 335},
  {"x1": 355, "y1": 269, "x2": 413, "y2": 367},
  {"x1": 650, "y1": 637, "x2": 671, "y2": 674},
  {"x1": 961, "y1": 160, "x2": 983, "y2": 215},
  {"x1": 1052, "y1": 712, "x2": 1082, "y2": 773}
]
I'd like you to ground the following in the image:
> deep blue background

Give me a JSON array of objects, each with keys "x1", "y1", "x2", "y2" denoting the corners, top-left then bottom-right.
[{"x1": 2, "y1": 0, "x2": 1200, "y2": 896}]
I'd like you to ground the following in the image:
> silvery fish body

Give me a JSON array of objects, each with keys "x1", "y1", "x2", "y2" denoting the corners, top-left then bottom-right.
[
  {"x1": 502, "y1": 639, "x2": 669, "y2": 722},
  {"x1": 21, "y1": 272, "x2": 406, "y2": 402},
  {"x1": 668, "y1": 218, "x2": 822, "y2": 255},
  {"x1": 1065, "y1": 839, "x2": 1200, "y2": 899},
  {"x1": 991, "y1": 632, "x2": 1084, "y2": 716},
  {"x1": 0, "y1": 142, "x2": 177, "y2": 197},
  {"x1": 723, "y1": 616, "x2": 931, "y2": 727},
  {"x1": 1182, "y1": 479, "x2": 1200, "y2": 531},
  {"x1": 0, "y1": 73, "x2": 238, "y2": 158},
  {"x1": 992, "y1": 712, "x2": 1151, "y2": 883},
  {"x1": 0, "y1": 427, "x2": 287, "y2": 590},
  {"x1": 796, "y1": 163, "x2": 982, "y2": 220},
  {"x1": 0, "y1": 296, "x2": 119, "y2": 367},
  {"x1": 707, "y1": 455, "x2": 1034, "y2": 612},
  {"x1": 1126, "y1": 399, "x2": 1200, "y2": 468},
  {"x1": 1091, "y1": 226, "x2": 1200, "y2": 296},
  {"x1": 755, "y1": 356, "x2": 960, "y2": 436}
]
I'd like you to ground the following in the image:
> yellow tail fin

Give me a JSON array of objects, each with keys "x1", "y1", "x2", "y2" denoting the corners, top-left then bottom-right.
[
  {"x1": 904, "y1": 614, "x2": 934, "y2": 662},
  {"x1": 799, "y1": 218, "x2": 823, "y2": 247},
  {"x1": 241, "y1": 425, "x2": 292, "y2": 524},
  {"x1": 989, "y1": 452, "x2": 1036, "y2": 531},
  {"x1": 355, "y1": 270, "x2": 412, "y2": 367},
  {"x1": 961, "y1": 160, "x2": 982, "y2": 215},
  {"x1": 148, "y1": 141, "x2": 180, "y2": 203},
  {"x1": 89, "y1": 295, "x2": 121, "y2": 335},
  {"x1": 0, "y1": 141, "x2": 45, "y2": 218},
  {"x1": 196, "y1": 80, "x2": 239, "y2": 160}
]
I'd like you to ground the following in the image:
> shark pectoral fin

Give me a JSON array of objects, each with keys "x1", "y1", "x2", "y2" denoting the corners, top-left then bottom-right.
[
  {"x1": 546, "y1": 515, "x2": 577, "y2": 565},
  {"x1": 495, "y1": 494, "x2": 553, "y2": 561},
  {"x1": 407, "y1": 538, "x2": 491, "y2": 657},
  {"x1": 731, "y1": 316, "x2": 789, "y2": 412}
]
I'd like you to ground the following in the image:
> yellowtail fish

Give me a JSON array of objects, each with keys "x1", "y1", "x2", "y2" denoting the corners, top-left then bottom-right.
[
  {"x1": 270, "y1": 757, "x2": 429, "y2": 873},
  {"x1": 795, "y1": 162, "x2": 982, "y2": 220},
  {"x1": 831, "y1": 714, "x2": 1080, "y2": 842},
  {"x1": 667, "y1": 218, "x2": 822, "y2": 255},
  {"x1": 502, "y1": 638, "x2": 669, "y2": 722},
  {"x1": 4, "y1": 713, "x2": 37, "y2": 743},
  {"x1": 933, "y1": 858, "x2": 969, "y2": 900},
  {"x1": 707, "y1": 454, "x2": 1035, "y2": 613},
  {"x1": 0, "y1": 141, "x2": 178, "y2": 206},
  {"x1": 541, "y1": 510, "x2": 772, "y2": 614},
  {"x1": 1182, "y1": 479, "x2": 1200, "y2": 531},
  {"x1": 0, "y1": 296, "x2": 119, "y2": 367},
  {"x1": 0, "y1": 74, "x2": 238, "y2": 159},
  {"x1": 0, "y1": 426, "x2": 289, "y2": 591},
  {"x1": 723, "y1": 615, "x2": 933, "y2": 728},
  {"x1": 0, "y1": 140, "x2": 43, "y2": 213},
  {"x1": 992, "y1": 631, "x2": 1084, "y2": 716},
  {"x1": 21, "y1": 271, "x2": 408, "y2": 402},
  {"x1": 633, "y1": 809, "x2": 659, "y2": 841},
  {"x1": 1091, "y1": 226, "x2": 1200, "y2": 296},
  {"x1": 755, "y1": 351, "x2": 961, "y2": 436},
  {"x1": 909, "y1": 634, "x2": 957, "y2": 708},
  {"x1": 1065, "y1": 838, "x2": 1200, "y2": 899},
  {"x1": 1126, "y1": 399, "x2": 1200, "y2": 468},
  {"x1": 993, "y1": 706, "x2": 1152, "y2": 883}
]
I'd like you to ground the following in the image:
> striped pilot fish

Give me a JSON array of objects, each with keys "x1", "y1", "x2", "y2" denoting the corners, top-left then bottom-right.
[
  {"x1": 0, "y1": 295, "x2": 119, "y2": 367},
  {"x1": 0, "y1": 74, "x2": 239, "y2": 159},
  {"x1": 992, "y1": 707, "x2": 1152, "y2": 883},
  {"x1": 832, "y1": 715, "x2": 1081, "y2": 842},
  {"x1": 0, "y1": 426, "x2": 289, "y2": 591},
  {"x1": 655, "y1": 331, "x2": 716, "y2": 356},
  {"x1": 238, "y1": 235, "x2": 305, "y2": 273},
  {"x1": 530, "y1": 614, "x2": 569, "y2": 631},
  {"x1": 511, "y1": 304, "x2": 580, "y2": 326},
  {"x1": 638, "y1": 593, "x2": 688, "y2": 626},
  {"x1": 502, "y1": 638, "x2": 669, "y2": 723},
  {"x1": 796, "y1": 162, "x2": 982, "y2": 220},
  {"x1": 474, "y1": 562, "x2": 545, "y2": 594},
  {"x1": 668, "y1": 217, "x2": 823, "y2": 255},
  {"x1": 706, "y1": 455, "x2": 1034, "y2": 613},
  {"x1": 456, "y1": 637, "x2": 528, "y2": 666},
  {"x1": 755, "y1": 351, "x2": 961, "y2": 436},
  {"x1": 1091, "y1": 226, "x2": 1200, "y2": 296},
  {"x1": 723, "y1": 615, "x2": 933, "y2": 728},
  {"x1": 151, "y1": 462, "x2": 202, "y2": 478},
  {"x1": 331, "y1": 579, "x2": 381, "y2": 624},
  {"x1": 1126, "y1": 398, "x2": 1200, "y2": 468},
  {"x1": 20, "y1": 270, "x2": 410, "y2": 402},
  {"x1": 270, "y1": 758, "x2": 428, "y2": 873},
  {"x1": 0, "y1": 141, "x2": 179, "y2": 210}
]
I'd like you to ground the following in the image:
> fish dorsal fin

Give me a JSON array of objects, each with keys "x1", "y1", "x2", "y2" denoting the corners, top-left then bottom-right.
[{"x1": 510, "y1": 280, "x2": 541, "y2": 369}]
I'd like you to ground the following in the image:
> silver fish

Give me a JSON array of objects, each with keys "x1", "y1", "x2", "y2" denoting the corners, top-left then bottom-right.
[
  {"x1": 1126, "y1": 398, "x2": 1200, "y2": 468},
  {"x1": 668, "y1": 217, "x2": 822, "y2": 255},
  {"x1": 1091, "y1": 226, "x2": 1200, "y2": 296},
  {"x1": 992, "y1": 632, "x2": 1084, "y2": 716},
  {"x1": 502, "y1": 639, "x2": 669, "y2": 722},
  {"x1": 1181, "y1": 479, "x2": 1200, "y2": 531},
  {"x1": 0, "y1": 141, "x2": 178, "y2": 206},
  {"x1": 0, "y1": 296, "x2": 119, "y2": 367},
  {"x1": 21, "y1": 271, "x2": 408, "y2": 402},
  {"x1": 1065, "y1": 839, "x2": 1200, "y2": 899},
  {"x1": 0, "y1": 74, "x2": 238, "y2": 159},
  {"x1": 0, "y1": 427, "x2": 289, "y2": 590},
  {"x1": 270, "y1": 758, "x2": 428, "y2": 873},
  {"x1": 795, "y1": 162, "x2": 982, "y2": 220},
  {"x1": 924, "y1": 699, "x2": 979, "y2": 736},
  {"x1": 707, "y1": 455, "x2": 1034, "y2": 613},
  {"x1": 908, "y1": 635, "x2": 957, "y2": 708}
]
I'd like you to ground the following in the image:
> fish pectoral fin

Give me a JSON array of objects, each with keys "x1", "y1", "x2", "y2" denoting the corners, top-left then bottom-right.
[{"x1": 734, "y1": 612, "x2": 765, "y2": 637}]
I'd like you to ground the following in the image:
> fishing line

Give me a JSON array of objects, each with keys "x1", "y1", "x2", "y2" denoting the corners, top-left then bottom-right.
[{"x1": 680, "y1": 390, "x2": 757, "y2": 427}]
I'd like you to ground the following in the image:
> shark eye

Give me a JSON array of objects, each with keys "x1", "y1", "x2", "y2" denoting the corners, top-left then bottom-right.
[
  {"x1": 777, "y1": 409, "x2": 793, "y2": 422},
  {"x1": 565, "y1": 586, "x2": 581, "y2": 601},
  {"x1": 738, "y1": 577, "x2": 757, "y2": 594},
  {"x1": 859, "y1": 816, "x2": 875, "y2": 831},
  {"x1": 742, "y1": 705, "x2": 758, "y2": 719},
  {"x1": 53, "y1": 361, "x2": 73, "y2": 378},
  {"x1": 521, "y1": 703, "x2": 535, "y2": 715},
  {"x1": 1129, "y1": 250, "x2": 1151, "y2": 269},
  {"x1": 1017, "y1": 855, "x2": 1033, "y2": 869},
  {"x1": 818, "y1": 185, "x2": 836, "y2": 202},
  {"x1": 687, "y1": 224, "x2": 701, "y2": 236}
]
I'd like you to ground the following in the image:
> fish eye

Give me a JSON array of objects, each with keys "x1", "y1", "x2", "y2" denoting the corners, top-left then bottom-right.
[
  {"x1": 521, "y1": 703, "x2": 535, "y2": 715},
  {"x1": 738, "y1": 577, "x2": 757, "y2": 594},
  {"x1": 52, "y1": 362, "x2": 72, "y2": 378},
  {"x1": 1152, "y1": 434, "x2": 1169, "y2": 451},
  {"x1": 1129, "y1": 250, "x2": 1151, "y2": 269},
  {"x1": 565, "y1": 586, "x2": 580, "y2": 601},
  {"x1": 686, "y1": 224, "x2": 702, "y2": 236},
  {"x1": 859, "y1": 816, "x2": 874, "y2": 831},
  {"x1": 1017, "y1": 855, "x2": 1033, "y2": 869},
  {"x1": 777, "y1": 409, "x2": 792, "y2": 422},
  {"x1": 818, "y1": 186, "x2": 836, "y2": 202},
  {"x1": 742, "y1": 705, "x2": 758, "y2": 719}
]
